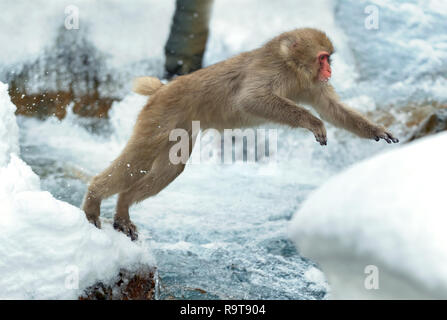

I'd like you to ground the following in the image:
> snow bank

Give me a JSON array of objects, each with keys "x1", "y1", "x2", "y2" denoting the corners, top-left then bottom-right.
[
  {"x1": 289, "y1": 133, "x2": 447, "y2": 299},
  {"x1": 0, "y1": 83, "x2": 19, "y2": 166},
  {"x1": 0, "y1": 82, "x2": 153, "y2": 299}
]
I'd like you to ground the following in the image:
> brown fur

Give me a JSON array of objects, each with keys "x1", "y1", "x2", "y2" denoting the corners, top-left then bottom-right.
[
  {"x1": 133, "y1": 77, "x2": 163, "y2": 96},
  {"x1": 83, "y1": 28, "x2": 398, "y2": 240}
]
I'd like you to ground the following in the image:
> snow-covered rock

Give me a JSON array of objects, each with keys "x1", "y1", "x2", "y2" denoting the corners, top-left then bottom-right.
[
  {"x1": 289, "y1": 132, "x2": 447, "y2": 299},
  {"x1": 0, "y1": 82, "x2": 19, "y2": 166},
  {"x1": 0, "y1": 82, "x2": 154, "y2": 299}
]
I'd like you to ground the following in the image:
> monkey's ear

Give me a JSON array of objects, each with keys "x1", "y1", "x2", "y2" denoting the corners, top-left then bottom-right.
[{"x1": 279, "y1": 38, "x2": 297, "y2": 58}]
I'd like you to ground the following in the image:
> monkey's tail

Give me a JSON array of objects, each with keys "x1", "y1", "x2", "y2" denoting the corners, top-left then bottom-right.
[{"x1": 133, "y1": 76, "x2": 164, "y2": 96}]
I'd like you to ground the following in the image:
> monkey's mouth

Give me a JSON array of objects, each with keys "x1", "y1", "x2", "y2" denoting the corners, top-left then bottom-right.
[{"x1": 318, "y1": 65, "x2": 331, "y2": 82}]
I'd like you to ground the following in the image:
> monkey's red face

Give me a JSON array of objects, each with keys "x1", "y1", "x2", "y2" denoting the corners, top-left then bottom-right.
[{"x1": 317, "y1": 51, "x2": 332, "y2": 82}]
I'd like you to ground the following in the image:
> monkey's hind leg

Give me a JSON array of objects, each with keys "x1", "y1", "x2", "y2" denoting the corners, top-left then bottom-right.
[
  {"x1": 113, "y1": 148, "x2": 187, "y2": 240},
  {"x1": 82, "y1": 151, "x2": 151, "y2": 228},
  {"x1": 82, "y1": 192, "x2": 102, "y2": 228},
  {"x1": 82, "y1": 168, "x2": 121, "y2": 228}
]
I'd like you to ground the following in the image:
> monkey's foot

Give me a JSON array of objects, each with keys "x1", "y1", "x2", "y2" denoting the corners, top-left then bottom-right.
[
  {"x1": 113, "y1": 218, "x2": 138, "y2": 241},
  {"x1": 86, "y1": 214, "x2": 101, "y2": 229}
]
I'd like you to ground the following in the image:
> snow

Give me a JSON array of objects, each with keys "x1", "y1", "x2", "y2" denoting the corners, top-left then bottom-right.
[
  {"x1": 289, "y1": 132, "x2": 447, "y2": 299},
  {"x1": 0, "y1": 0, "x2": 174, "y2": 68},
  {"x1": 0, "y1": 82, "x2": 19, "y2": 166},
  {"x1": 304, "y1": 267, "x2": 330, "y2": 294},
  {"x1": 0, "y1": 82, "x2": 154, "y2": 299}
]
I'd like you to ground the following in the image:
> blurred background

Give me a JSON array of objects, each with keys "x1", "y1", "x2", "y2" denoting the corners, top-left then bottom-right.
[{"x1": 0, "y1": 0, "x2": 446, "y2": 299}]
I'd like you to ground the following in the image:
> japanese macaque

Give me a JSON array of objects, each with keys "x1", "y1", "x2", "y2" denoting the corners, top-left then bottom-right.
[{"x1": 82, "y1": 28, "x2": 398, "y2": 240}]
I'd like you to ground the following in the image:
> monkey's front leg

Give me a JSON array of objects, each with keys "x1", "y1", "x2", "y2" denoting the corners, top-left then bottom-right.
[
  {"x1": 313, "y1": 87, "x2": 399, "y2": 144},
  {"x1": 336, "y1": 102, "x2": 399, "y2": 143},
  {"x1": 242, "y1": 94, "x2": 328, "y2": 145}
]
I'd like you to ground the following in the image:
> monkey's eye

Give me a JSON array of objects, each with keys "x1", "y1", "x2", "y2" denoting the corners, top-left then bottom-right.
[{"x1": 319, "y1": 54, "x2": 329, "y2": 63}]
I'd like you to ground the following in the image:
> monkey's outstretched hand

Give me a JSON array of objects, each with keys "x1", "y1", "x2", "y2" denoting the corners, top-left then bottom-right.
[{"x1": 373, "y1": 127, "x2": 399, "y2": 144}]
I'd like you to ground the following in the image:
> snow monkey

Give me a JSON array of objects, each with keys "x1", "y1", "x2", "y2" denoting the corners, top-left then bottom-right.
[{"x1": 82, "y1": 28, "x2": 398, "y2": 240}]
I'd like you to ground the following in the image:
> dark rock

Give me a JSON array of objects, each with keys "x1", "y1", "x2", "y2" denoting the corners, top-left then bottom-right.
[
  {"x1": 407, "y1": 108, "x2": 447, "y2": 142},
  {"x1": 10, "y1": 88, "x2": 116, "y2": 119},
  {"x1": 7, "y1": 25, "x2": 119, "y2": 119},
  {"x1": 80, "y1": 267, "x2": 158, "y2": 300}
]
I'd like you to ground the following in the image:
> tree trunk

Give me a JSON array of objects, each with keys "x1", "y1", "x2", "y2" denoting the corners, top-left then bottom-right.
[{"x1": 164, "y1": 0, "x2": 214, "y2": 77}]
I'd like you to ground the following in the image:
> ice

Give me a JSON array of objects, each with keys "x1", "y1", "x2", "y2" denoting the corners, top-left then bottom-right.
[
  {"x1": 289, "y1": 132, "x2": 447, "y2": 299},
  {"x1": 0, "y1": 83, "x2": 154, "y2": 299}
]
